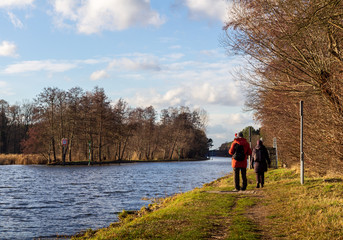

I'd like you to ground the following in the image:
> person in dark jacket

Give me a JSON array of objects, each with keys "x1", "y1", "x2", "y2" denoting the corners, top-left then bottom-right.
[
  {"x1": 251, "y1": 140, "x2": 271, "y2": 188},
  {"x1": 229, "y1": 132, "x2": 252, "y2": 191}
]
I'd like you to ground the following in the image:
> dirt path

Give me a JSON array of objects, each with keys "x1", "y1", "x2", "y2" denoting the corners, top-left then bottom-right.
[
  {"x1": 245, "y1": 190, "x2": 275, "y2": 240},
  {"x1": 204, "y1": 190, "x2": 269, "y2": 240},
  {"x1": 205, "y1": 190, "x2": 259, "y2": 194}
]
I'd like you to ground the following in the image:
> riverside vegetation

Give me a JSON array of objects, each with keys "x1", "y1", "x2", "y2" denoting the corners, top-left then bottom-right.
[
  {"x1": 0, "y1": 87, "x2": 211, "y2": 165},
  {"x1": 72, "y1": 168, "x2": 343, "y2": 240}
]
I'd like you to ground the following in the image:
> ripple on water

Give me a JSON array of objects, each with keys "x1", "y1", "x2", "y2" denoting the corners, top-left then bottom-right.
[{"x1": 0, "y1": 157, "x2": 232, "y2": 239}]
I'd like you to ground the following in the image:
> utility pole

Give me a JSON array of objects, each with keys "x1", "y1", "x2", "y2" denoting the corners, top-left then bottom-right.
[{"x1": 300, "y1": 101, "x2": 304, "y2": 185}]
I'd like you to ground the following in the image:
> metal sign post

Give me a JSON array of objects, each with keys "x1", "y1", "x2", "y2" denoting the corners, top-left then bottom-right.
[
  {"x1": 61, "y1": 138, "x2": 68, "y2": 165},
  {"x1": 61, "y1": 138, "x2": 68, "y2": 146},
  {"x1": 300, "y1": 101, "x2": 304, "y2": 185}
]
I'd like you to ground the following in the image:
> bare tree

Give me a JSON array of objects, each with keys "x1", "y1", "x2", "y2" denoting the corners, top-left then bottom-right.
[
  {"x1": 35, "y1": 87, "x2": 60, "y2": 163},
  {"x1": 223, "y1": 0, "x2": 343, "y2": 173}
]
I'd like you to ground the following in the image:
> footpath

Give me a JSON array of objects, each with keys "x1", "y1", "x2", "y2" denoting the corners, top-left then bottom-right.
[{"x1": 73, "y1": 168, "x2": 343, "y2": 240}]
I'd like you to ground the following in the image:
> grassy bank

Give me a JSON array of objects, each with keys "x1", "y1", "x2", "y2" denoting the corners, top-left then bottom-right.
[{"x1": 73, "y1": 168, "x2": 343, "y2": 239}]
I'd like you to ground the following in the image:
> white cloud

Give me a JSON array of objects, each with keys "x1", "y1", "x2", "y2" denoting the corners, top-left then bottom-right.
[
  {"x1": 0, "y1": 0, "x2": 34, "y2": 8},
  {"x1": 4, "y1": 60, "x2": 77, "y2": 74},
  {"x1": 52, "y1": 0, "x2": 165, "y2": 34},
  {"x1": 200, "y1": 49, "x2": 225, "y2": 58},
  {"x1": 0, "y1": 81, "x2": 14, "y2": 96},
  {"x1": 164, "y1": 53, "x2": 184, "y2": 61},
  {"x1": 0, "y1": 81, "x2": 8, "y2": 88},
  {"x1": 183, "y1": 0, "x2": 230, "y2": 22},
  {"x1": 225, "y1": 113, "x2": 253, "y2": 125},
  {"x1": 108, "y1": 57, "x2": 161, "y2": 71},
  {"x1": 3, "y1": 57, "x2": 110, "y2": 75},
  {"x1": 81, "y1": 58, "x2": 109, "y2": 65},
  {"x1": 128, "y1": 80, "x2": 242, "y2": 109},
  {"x1": 7, "y1": 12, "x2": 24, "y2": 28},
  {"x1": 0, "y1": 41, "x2": 18, "y2": 57},
  {"x1": 53, "y1": 0, "x2": 78, "y2": 20},
  {"x1": 110, "y1": 52, "x2": 246, "y2": 108},
  {"x1": 90, "y1": 70, "x2": 109, "y2": 81}
]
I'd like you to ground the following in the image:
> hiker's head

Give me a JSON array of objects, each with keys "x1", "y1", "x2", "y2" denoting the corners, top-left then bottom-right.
[
  {"x1": 257, "y1": 140, "x2": 263, "y2": 146},
  {"x1": 238, "y1": 132, "x2": 243, "y2": 138}
]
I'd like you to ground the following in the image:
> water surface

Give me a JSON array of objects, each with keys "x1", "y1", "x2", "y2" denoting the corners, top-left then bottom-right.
[{"x1": 0, "y1": 157, "x2": 232, "y2": 239}]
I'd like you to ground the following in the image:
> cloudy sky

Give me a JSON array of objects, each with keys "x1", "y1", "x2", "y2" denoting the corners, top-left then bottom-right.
[{"x1": 0, "y1": 0, "x2": 259, "y2": 149}]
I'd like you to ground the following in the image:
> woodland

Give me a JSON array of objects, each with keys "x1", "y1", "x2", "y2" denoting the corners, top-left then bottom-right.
[
  {"x1": 0, "y1": 87, "x2": 210, "y2": 164},
  {"x1": 223, "y1": 0, "x2": 343, "y2": 175}
]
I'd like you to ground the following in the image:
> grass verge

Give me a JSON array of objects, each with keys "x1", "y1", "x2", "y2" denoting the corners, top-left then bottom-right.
[{"x1": 73, "y1": 168, "x2": 343, "y2": 240}]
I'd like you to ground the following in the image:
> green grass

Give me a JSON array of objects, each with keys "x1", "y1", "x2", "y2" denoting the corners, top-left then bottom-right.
[
  {"x1": 73, "y1": 168, "x2": 343, "y2": 240},
  {"x1": 74, "y1": 191, "x2": 242, "y2": 239},
  {"x1": 229, "y1": 197, "x2": 260, "y2": 240}
]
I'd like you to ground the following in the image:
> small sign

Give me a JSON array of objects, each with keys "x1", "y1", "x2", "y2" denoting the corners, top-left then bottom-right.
[{"x1": 61, "y1": 138, "x2": 68, "y2": 146}]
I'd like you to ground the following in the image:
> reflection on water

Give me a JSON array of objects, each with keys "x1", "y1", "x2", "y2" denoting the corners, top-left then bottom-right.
[{"x1": 0, "y1": 157, "x2": 232, "y2": 239}]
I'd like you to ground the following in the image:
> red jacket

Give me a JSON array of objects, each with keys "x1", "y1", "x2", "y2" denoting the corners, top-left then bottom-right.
[{"x1": 229, "y1": 137, "x2": 252, "y2": 168}]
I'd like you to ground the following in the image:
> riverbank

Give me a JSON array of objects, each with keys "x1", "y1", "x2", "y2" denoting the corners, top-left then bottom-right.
[
  {"x1": 73, "y1": 168, "x2": 343, "y2": 239},
  {"x1": 47, "y1": 158, "x2": 209, "y2": 166},
  {"x1": 0, "y1": 154, "x2": 208, "y2": 165}
]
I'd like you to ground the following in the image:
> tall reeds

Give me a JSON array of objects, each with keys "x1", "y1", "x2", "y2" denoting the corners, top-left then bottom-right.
[{"x1": 0, "y1": 154, "x2": 47, "y2": 165}]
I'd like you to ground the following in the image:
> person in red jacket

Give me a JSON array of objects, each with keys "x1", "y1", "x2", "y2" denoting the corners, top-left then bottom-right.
[{"x1": 229, "y1": 132, "x2": 252, "y2": 191}]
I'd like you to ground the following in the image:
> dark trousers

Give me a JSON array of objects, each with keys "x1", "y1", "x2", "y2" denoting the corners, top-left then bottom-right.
[
  {"x1": 256, "y1": 172, "x2": 265, "y2": 186},
  {"x1": 233, "y1": 168, "x2": 247, "y2": 190}
]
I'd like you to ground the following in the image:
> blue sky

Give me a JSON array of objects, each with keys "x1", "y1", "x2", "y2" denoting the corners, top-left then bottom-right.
[{"x1": 0, "y1": 0, "x2": 259, "y2": 149}]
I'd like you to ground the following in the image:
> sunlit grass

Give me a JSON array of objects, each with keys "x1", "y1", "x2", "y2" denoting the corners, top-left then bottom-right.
[
  {"x1": 263, "y1": 170, "x2": 343, "y2": 239},
  {"x1": 73, "y1": 168, "x2": 343, "y2": 239},
  {"x1": 0, "y1": 154, "x2": 46, "y2": 165}
]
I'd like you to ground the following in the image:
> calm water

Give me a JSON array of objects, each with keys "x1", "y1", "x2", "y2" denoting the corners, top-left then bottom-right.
[{"x1": 0, "y1": 157, "x2": 232, "y2": 239}]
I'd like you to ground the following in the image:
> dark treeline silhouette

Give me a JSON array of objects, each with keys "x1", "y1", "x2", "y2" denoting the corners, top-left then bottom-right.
[
  {"x1": 0, "y1": 99, "x2": 34, "y2": 154},
  {"x1": 0, "y1": 87, "x2": 210, "y2": 164},
  {"x1": 224, "y1": 0, "x2": 343, "y2": 175}
]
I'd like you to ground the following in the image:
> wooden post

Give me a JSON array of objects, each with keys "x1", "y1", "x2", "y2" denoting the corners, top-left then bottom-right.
[
  {"x1": 300, "y1": 101, "x2": 304, "y2": 185},
  {"x1": 88, "y1": 140, "x2": 91, "y2": 166},
  {"x1": 273, "y1": 137, "x2": 278, "y2": 169},
  {"x1": 249, "y1": 127, "x2": 252, "y2": 169}
]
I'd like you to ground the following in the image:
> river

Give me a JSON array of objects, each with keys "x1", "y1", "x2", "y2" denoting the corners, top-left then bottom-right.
[{"x1": 0, "y1": 157, "x2": 232, "y2": 239}]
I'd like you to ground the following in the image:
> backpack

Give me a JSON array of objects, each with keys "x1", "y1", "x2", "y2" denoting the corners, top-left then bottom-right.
[
  {"x1": 253, "y1": 147, "x2": 265, "y2": 163},
  {"x1": 253, "y1": 149, "x2": 262, "y2": 162},
  {"x1": 232, "y1": 143, "x2": 245, "y2": 161}
]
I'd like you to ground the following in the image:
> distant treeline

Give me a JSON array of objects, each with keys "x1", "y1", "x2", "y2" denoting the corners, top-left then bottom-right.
[
  {"x1": 216, "y1": 127, "x2": 261, "y2": 157},
  {"x1": 224, "y1": 1, "x2": 343, "y2": 175},
  {"x1": 0, "y1": 87, "x2": 211, "y2": 163}
]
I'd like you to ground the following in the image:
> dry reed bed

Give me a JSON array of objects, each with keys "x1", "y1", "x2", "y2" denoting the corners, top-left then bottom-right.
[{"x1": 0, "y1": 154, "x2": 47, "y2": 165}]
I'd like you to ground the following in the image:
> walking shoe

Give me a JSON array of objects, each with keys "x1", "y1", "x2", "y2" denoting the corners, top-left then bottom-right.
[{"x1": 256, "y1": 183, "x2": 260, "y2": 188}]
